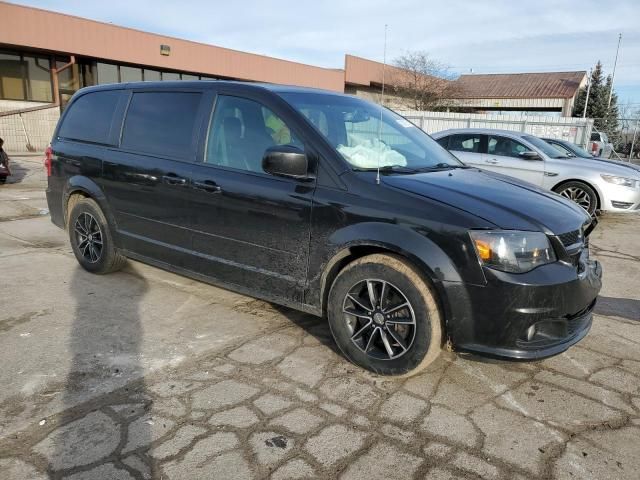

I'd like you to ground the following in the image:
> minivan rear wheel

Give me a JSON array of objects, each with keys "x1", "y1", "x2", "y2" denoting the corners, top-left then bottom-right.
[
  {"x1": 327, "y1": 254, "x2": 442, "y2": 376},
  {"x1": 68, "y1": 197, "x2": 126, "y2": 274},
  {"x1": 554, "y1": 181, "x2": 597, "y2": 216}
]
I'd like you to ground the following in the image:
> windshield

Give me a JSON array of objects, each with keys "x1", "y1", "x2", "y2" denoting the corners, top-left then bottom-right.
[
  {"x1": 566, "y1": 142, "x2": 593, "y2": 158},
  {"x1": 279, "y1": 92, "x2": 463, "y2": 171},
  {"x1": 523, "y1": 135, "x2": 569, "y2": 159}
]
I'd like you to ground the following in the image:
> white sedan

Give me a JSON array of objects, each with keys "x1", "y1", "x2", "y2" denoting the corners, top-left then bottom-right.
[{"x1": 432, "y1": 128, "x2": 640, "y2": 216}]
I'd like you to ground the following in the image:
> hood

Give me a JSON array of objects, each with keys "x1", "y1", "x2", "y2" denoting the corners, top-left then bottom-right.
[
  {"x1": 383, "y1": 168, "x2": 589, "y2": 234},
  {"x1": 580, "y1": 157, "x2": 640, "y2": 175}
]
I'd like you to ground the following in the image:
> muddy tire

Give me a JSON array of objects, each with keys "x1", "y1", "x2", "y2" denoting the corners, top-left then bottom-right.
[
  {"x1": 327, "y1": 254, "x2": 443, "y2": 376},
  {"x1": 68, "y1": 197, "x2": 126, "y2": 274}
]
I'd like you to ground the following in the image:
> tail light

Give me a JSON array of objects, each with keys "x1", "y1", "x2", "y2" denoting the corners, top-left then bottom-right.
[
  {"x1": 44, "y1": 145, "x2": 53, "y2": 176},
  {"x1": 591, "y1": 142, "x2": 598, "y2": 153}
]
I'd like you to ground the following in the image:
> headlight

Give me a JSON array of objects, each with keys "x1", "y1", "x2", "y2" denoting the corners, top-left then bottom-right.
[
  {"x1": 601, "y1": 174, "x2": 639, "y2": 189},
  {"x1": 469, "y1": 230, "x2": 556, "y2": 273}
]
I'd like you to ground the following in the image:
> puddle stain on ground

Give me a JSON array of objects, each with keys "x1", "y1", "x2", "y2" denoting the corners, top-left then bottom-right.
[{"x1": 0, "y1": 309, "x2": 51, "y2": 333}]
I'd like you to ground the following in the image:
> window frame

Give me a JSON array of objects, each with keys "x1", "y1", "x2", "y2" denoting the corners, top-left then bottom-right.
[
  {"x1": 118, "y1": 87, "x2": 210, "y2": 162},
  {"x1": 199, "y1": 89, "x2": 314, "y2": 181}
]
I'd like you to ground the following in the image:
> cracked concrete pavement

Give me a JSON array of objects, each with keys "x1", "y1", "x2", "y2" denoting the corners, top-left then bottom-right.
[{"x1": 0, "y1": 156, "x2": 639, "y2": 479}]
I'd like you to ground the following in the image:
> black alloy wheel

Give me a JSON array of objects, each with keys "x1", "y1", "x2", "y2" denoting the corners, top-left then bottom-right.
[
  {"x1": 342, "y1": 279, "x2": 416, "y2": 361},
  {"x1": 73, "y1": 212, "x2": 103, "y2": 263}
]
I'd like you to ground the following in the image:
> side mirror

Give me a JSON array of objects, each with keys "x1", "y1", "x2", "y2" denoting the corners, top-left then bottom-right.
[
  {"x1": 519, "y1": 151, "x2": 541, "y2": 160},
  {"x1": 262, "y1": 145, "x2": 311, "y2": 180}
]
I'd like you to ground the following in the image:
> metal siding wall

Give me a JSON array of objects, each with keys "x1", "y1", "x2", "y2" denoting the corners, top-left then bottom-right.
[{"x1": 399, "y1": 111, "x2": 594, "y2": 147}]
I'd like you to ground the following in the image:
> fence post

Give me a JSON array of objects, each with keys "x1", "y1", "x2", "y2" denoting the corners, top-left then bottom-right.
[{"x1": 630, "y1": 119, "x2": 639, "y2": 163}]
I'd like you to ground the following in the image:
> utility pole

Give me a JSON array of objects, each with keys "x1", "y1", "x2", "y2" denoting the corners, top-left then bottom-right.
[
  {"x1": 607, "y1": 33, "x2": 622, "y2": 110},
  {"x1": 582, "y1": 68, "x2": 592, "y2": 118}
]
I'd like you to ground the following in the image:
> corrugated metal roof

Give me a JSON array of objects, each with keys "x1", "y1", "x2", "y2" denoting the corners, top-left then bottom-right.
[{"x1": 452, "y1": 72, "x2": 587, "y2": 99}]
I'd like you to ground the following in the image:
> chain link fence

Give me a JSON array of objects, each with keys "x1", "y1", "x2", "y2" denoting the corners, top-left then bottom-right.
[{"x1": 591, "y1": 117, "x2": 640, "y2": 162}]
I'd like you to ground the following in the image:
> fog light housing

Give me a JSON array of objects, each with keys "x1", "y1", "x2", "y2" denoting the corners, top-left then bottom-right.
[{"x1": 611, "y1": 201, "x2": 634, "y2": 209}]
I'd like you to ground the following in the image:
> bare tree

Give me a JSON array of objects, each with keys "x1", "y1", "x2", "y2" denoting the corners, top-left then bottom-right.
[{"x1": 391, "y1": 51, "x2": 459, "y2": 111}]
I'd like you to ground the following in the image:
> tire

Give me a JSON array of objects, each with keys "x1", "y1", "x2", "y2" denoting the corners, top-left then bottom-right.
[
  {"x1": 68, "y1": 197, "x2": 126, "y2": 274},
  {"x1": 554, "y1": 181, "x2": 598, "y2": 216},
  {"x1": 327, "y1": 253, "x2": 443, "y2": 376}
]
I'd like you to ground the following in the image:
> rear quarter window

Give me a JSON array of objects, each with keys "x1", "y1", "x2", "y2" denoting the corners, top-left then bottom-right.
[
  {"x1": 58, "y1": 90, "x2": 124, "y2": 145},
  {"x1": 121, "y1": 91, "x2": 202, "y2": 158}
]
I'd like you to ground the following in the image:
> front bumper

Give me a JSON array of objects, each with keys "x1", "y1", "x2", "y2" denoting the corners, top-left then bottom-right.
[
  {"x1": 599, "y1": 182, "x2": 640, "y2": 212},
  {"x1": 445, "y1": 253, "x2": 602, "y2": 360}
]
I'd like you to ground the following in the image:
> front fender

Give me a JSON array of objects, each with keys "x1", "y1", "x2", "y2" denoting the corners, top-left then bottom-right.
[
  {"x1": 329, "y1": 222, "x2": 465, "y2": 283},
  {"x1": 308, "y1": 222, "x2": 475, "y2": 320}
]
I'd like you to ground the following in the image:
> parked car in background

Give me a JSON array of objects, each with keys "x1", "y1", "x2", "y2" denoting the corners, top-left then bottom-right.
[
  {"x1": 46, "y1": 82, "x2": 601, "y2": 375},
  {"x1": 433, "y1": 128, "x2": 640, "y2": 215},
  {"x1": 590, "y1": 131, "x2": 613, "y2": 158},
  {"x1": 544, "y1": 137, "x2": 640, "y2": 173},
  {"x1": 543, "y1": 138, "x2": 595, "y2": 159}
]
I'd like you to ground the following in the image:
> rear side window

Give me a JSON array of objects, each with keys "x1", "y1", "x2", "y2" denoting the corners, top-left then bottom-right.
[
  {"x1": 58, "y1": 90, "x2": 123, "y2": 145},
  {"x1": 121, "y1": 91, "x2": 202, "y2": 158},
  {"x1": 590, "y1": 132, "x2": 601, "y2": 141},
  {"x1": 449, "y1": 133, "x2": 481, "y2": 153},
  {"x1": 436, "y1": 136, "x2": 449, "y2": 148}
]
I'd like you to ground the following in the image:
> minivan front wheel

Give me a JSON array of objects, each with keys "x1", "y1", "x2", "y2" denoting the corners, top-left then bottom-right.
[
  {"x1": 68, "y1": 197, "x2": 126, "y2": 274},
  {"x1": 327, "y1": 254, "x2": 442, "y2": 376}
]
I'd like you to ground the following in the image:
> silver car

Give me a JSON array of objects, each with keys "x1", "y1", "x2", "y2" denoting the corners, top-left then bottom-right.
[{"x1": 432, "y1": 128, "x2": 640, "y2": 215}]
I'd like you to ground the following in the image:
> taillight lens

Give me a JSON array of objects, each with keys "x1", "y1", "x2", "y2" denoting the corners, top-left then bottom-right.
[
  {"x1": 591, "y1": 142, "x2": 598, "y2": 153},
  {"x1": 44, "y1": 145, "x2": 52, "y2": 176}
]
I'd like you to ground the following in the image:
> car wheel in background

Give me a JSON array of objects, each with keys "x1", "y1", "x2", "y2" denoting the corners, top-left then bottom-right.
[
  {"x1": 554, "y1": 181, "x2": 598, "y2": 216},
  {"x1": 68, "y1": 197, "x2": 126, "y2": 274},
  {"x1": 327, "y1": 253, "x2": 442, "y2": 376}
]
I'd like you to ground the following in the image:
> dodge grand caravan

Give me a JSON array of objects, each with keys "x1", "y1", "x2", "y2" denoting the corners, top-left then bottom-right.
[{"x1": 46, "y1": 81, "x2": 602, "y2": 375}]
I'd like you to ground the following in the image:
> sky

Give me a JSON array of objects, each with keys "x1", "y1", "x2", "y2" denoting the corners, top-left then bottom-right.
[{"x1": 15, "y1": 0, "x2": 640, "y2": 111}]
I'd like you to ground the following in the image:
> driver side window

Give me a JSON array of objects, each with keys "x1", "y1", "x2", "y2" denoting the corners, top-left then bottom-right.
[
  {"x1": 488, "y1": 136, "x2": 528, "y2": 159},
  {"x1": 205, "y1": 95, "x2": 302, "y2": 172}
]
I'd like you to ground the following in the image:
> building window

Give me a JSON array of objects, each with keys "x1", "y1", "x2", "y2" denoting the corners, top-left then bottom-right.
[
  {"x1": 181, "y1": 74, "x2": 199, "y2": 81},
  {"x1": 162, "y1": 72, "x2": 180, "y2": 81},
  {"x1": 144, "y1": 69, "x2": 161, "y2": 81},
  {"x1": 0, "y1": 51, "x2": 53, "y2": 102},
  {"x1": 97, "y1": 62, "x2": 118, "y2": 84},
  {"x1": 56, "y1": 59, "x2": 81, "y2": 92},
  {"x1": 120, "y1": 66, "x2": 142, "y2": 82}
]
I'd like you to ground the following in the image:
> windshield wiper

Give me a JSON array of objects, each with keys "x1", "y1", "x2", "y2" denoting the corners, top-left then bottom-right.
[
  {"x1": 418, "y1": 163, "x2": 469, "y2": 171},
  {"x1": 352, "y1": 165, "x2": 420, "y2": 174}
]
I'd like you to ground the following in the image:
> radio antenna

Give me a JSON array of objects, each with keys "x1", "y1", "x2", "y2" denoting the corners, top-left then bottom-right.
[{"x1": 376, "y1": 24, "x2": 388, "y2": 186}]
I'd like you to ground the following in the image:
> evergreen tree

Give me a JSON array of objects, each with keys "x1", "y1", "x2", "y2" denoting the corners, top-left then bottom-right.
[{"x1": 573, "y1": 61, "x2": 620, "y2": 139}]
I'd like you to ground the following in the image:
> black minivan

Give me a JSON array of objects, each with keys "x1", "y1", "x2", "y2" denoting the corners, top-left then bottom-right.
[{"x1": 46, "y1": 81, "x2": 602, "y2": 375}]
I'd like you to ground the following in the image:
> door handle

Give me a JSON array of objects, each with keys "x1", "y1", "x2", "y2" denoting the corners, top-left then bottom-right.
[
  {"x1": 162, "y1": 174, "x2": 187, "y2": 186},
  {"x1": 192, "y1": 180, "x2": 222, "y2": 193},
  {"x1": 484, "y1": 159, "x2": 499, "y2": 165}
]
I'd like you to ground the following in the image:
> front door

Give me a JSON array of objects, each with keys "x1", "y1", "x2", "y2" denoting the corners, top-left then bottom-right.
[
  {"x1": 482, "y1": 135, "x2": 545, "y2": 185},
  {"x1": 188, "y1": 91, "x2": 314, "y2": 304}
]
